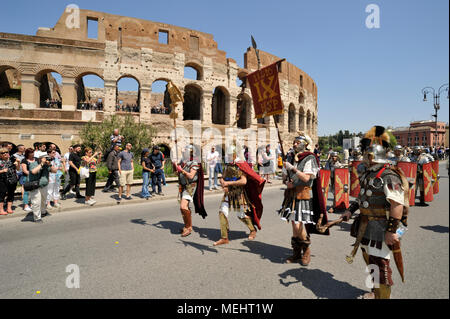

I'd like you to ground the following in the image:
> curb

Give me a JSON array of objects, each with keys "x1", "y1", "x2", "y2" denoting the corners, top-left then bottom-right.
[{"x1": 2, "y1": 181, "x2": 284, "y2": 221}]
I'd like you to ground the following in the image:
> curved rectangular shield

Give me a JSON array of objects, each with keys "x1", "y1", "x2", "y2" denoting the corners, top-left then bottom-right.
[
  {"x1": 334, "y1": 168, "x2": 349, "y2": 210},
  {"x1": 422, "y1": 162, "x2": 433, "y2": 202},
  {"x1": 320, "y1": 169, "x2": 331, "y2": 208},
  {"x1": 431, "y1": 160, "x2": 439, "y2": 194},
  {"x1": 396, "y1": 161, "x2": 418, "y2": 207},
  {"x1": 350, "y1": 161, "x2": 362, "y2": 198}
]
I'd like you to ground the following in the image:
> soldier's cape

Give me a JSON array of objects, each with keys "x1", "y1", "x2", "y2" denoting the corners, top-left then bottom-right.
[
  {"x1": 193, "y1": 163, "x2": 207, "y2": 219},
  {"x1": 296, "y1": 151, "x2": 329, "y2": 235},
  {"x1": 236, "y1": 161, "x2": 265, "y2": 230}
]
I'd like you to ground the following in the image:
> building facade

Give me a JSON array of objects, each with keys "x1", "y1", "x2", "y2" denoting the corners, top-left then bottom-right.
[
  {"x1": 392, "y1": 120, "x2": 447, "y2": 147},
  {"x1": 0, "y1": 9, "x2": 318, "y2": 156}
]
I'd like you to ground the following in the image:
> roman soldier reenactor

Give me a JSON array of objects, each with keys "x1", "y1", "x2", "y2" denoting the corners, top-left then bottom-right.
[
  {"x1": 277, "y1": 132, "x2": 328, "y2": 266},
  {"x1": 213, "y1": 146, "x2": 265, "y2": 246},
  {"x1": 388, "y1": 145, "x2": 410, "y2": 165},
  {"x1": 325, "y1": 151, "x2": 346, "y2": 214},
  {"x1": 342, "y1": 126, "x2": 409, "y2": 299},
  {"x1": 409, "y1": 145, "x2": 433, "y2": 206},
  {"x1": 174, "y1": 145, "x2": 207, "y2": 237}
]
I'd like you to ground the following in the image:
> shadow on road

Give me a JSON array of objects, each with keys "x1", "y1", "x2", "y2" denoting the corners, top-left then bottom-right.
[
  {"x1": 148, "y1": 220, "x2": 248, "y2": 241},
  {"x1": 131, "y1": 218, "x2": 150, "y2": 226},
  {"x1": 178, "y1": 239, "x2": 218, "y2": 255},
  {"x1": 278, "y1": 268, "x2": 367, "y2": 299},
  {"x1": 420, "y1": 225, "x2": 449, "y2": 233},
  {"x1": 239, "y1": 240, "x2": 292, "y2": 264}
]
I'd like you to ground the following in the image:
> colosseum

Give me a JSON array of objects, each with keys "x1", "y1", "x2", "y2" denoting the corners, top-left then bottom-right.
[{"x1": 0, "y1": 8, "x2": 318, "y2": 157}]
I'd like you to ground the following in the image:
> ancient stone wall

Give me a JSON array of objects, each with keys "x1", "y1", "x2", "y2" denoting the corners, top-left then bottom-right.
[{"x1": 0, "y1": 9, "x2": 319, "y2": 155}]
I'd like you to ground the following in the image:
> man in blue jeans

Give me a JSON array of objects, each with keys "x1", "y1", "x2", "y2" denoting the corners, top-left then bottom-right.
[{"x1": 150, "y1": 146, "x2": 164, "y2": 195}]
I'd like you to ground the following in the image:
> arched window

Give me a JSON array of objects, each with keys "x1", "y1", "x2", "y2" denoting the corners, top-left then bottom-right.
[
  {"x1": 76, "y1": 73, "x2": 104, "y2": 110},
  {"x1": 35, "y1": 70, "x2": 62, "y2": 108},
  {"x1": 116, "y1": 76, "x2": 140, "y2": 113},
  {"x1": 151, "y1": 80, "x2": 172, "y2": 115},
  {"x1": 212, "y1": 87, "x2": 229, "y2": 125},
  {"x1": 183, "y1": 84, "x2": 202, "y2": 121},
  {"x1": 0, "y1": 66, "x2": 20, "y2": 108},
  {"x1": 299, "y1": 92, "x2": 305, "y2": 104},
  {"x1": 184, "y1": 64, "x2": 202, "y2": 81},
  {"x1": 237, "y1": 93, "x2": 251, "y2": 129},
  {"x1": 298, "y1": 107, "x2": 305, "y2": 132},
  {"x1": 288, "y1": 104, "x2": 296, "y2": 133}
]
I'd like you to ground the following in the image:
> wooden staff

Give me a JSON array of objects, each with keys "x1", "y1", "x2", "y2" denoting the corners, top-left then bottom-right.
[{"x1": 251, "y1": 35, "x2": 287, "y2": 160}]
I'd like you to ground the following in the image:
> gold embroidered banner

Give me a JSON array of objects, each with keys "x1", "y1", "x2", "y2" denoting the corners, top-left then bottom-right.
[{"x1": 247, "y1": 62, "x2": 283, "y2": 118}]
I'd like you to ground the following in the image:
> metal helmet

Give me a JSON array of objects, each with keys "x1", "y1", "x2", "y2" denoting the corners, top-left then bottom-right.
[
  {"x1": 331, "y1": 151, "x2": 339, "y2": 157},
  {"x1": 294, "y1": 131, "x2": 312, "y2": 152},
  {"x1": 360, "y1": 126, "x2": 391, "y2": 164},
  {"x1": 394, "y1": 145, "x2": 403, "y2": 151},
  {"x1": 413, "y1": 145, "x2": 423, "y2": 154}
]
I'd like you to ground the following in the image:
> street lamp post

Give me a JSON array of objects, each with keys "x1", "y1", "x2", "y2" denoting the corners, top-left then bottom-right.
[{"x1": 421, "y1": 84, "x2": 449, "y2": 151}]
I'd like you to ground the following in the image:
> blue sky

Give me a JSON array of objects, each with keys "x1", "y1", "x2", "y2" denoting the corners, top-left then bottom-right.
[{"x1": 0, "y1": 0, "x2": 448, "y2": 135}]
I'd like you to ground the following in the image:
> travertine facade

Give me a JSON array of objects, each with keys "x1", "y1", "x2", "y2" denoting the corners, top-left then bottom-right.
[{"x1": 0, "y1": 9, "x2": 318, "y2": 154}]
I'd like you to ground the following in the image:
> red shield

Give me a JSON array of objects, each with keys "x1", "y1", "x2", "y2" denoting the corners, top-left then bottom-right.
[
  {"x1": 320, "y1": 169, "x2": 331, "y2": 208},
  {"x1": 396, "y1": 161, "x2": 418, "y2": 207},
  {"x1": 350, "y1": 161, "x2": 362, "y2": 198},
  {"x1": 431, "y1": 160, "x2": 439, "y2": 194},
  {"x1": 334, "y1": 168, "x2": 350, "y2": 210},
  {"x1": 422, "y1": 162, "x2": 433, "y2": 202}
]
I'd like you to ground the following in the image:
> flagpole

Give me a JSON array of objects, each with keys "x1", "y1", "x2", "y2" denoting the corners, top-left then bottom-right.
[{"x1": 251, "y1": 36, "x2": 286, "y2": 161}]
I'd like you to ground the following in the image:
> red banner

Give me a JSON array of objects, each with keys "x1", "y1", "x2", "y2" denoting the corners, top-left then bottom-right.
[{"x1": 247, "y1": 62, "x2": 283, "y2": 118}]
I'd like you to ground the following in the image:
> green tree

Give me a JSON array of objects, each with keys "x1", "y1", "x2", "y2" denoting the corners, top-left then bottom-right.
[{"x1": 79, "y1": 114, "x2": 156, "y2": 157}]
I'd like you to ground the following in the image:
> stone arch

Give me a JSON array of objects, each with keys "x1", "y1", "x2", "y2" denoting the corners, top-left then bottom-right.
[
  {"x1": 299, "y1": 91, "x2": 305, "y2": 104},
  {"x1": 75, "y1": 72, "x2": 105, "y2": 110},
  {"x1": 183, "y1": 83, "x2": 202, "y2": 121},
  {"x1": 151, "y1": 79, "x2": 172, "y2": 115},
  {"x1": 311, "y1": 113, "x2": 316, "y2": 136},
  {"x1": 156, "y1": 143, "x2": 171, "y2": 159},
  {"x1": 116, "y1": 75, "x2": 140, "y2": 112},
  {"x1": 184, "y1": 62, "x2": 203, "y2": 81},
  {"x1": 35, "y1": 69, "x2": 62, "y2": 108},
  {"x1": 306, "y1": 110, "x2": 311, "y2": 135},
  {"x1": 0, "y1": 65, "x2": 21, "y2": 107},
  {"x1": 237, "y1": 93, "x2": 251, "y2": 129},
  {"x1": 298, "y1": 106, "x2": 305, "y2": 132},
  {"x1": 288, "y1": 103, "x2": 296, "y2": 133},
  {"x1": 212, "y1": 86, "x2": 230, "y2": 125}
]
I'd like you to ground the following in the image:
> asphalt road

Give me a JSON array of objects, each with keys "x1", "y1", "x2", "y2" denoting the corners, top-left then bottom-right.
[{"x1": 0, "y1": 163, "x2": 448, "y2": 299}]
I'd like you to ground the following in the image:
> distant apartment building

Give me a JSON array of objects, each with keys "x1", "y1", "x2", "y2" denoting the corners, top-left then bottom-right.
[{"x1": 392, "y1": 120, "x2": 447, "y2": 147}]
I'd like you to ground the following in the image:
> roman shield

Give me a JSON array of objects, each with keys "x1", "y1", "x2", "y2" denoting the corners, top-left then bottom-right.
[
  {"x1": 350, "y1": 161, "x2": 362, "y2": 198},
  {"x1": 431, "y1": 160, "x2": 439, "y2": 194},
  {"x1": 334, "y1": 168, "x2": 350, "y2": 210},
  {"x1": 320, "y1": 169, "x2": 331, "y2": 208},
  {"x1": 396, "y1": 161, "x2": 418, "y2": 207},
  {"x1": 422, "y1": 162, "x2": 433, "y2": 202}
]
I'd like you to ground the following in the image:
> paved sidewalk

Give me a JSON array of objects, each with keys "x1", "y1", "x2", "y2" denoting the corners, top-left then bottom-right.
[{"x1": 1, "y1": 177, "x2": 284, "y2": 221}]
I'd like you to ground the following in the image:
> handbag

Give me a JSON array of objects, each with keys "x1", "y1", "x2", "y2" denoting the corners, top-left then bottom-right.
[
  {"x1": 24, "y1": 180, "x2": 40, "y2": 191},
  {"x1": 79, "y1": 166, "x2": 90, "y2": 179},
  {"x1": 6, "y1": 164, "x2": 18, "y2": 185}
]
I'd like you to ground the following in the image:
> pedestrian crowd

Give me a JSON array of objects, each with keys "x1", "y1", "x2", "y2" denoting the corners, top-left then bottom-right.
[
  {"x1": 150, "y1": 104, "x2": 170, "y2": 114},
  {"x1": 42, "y1": 98, "x2": 62, "y2": 109},
  {"x1": 0, "y1": 129, "x2": 173, "y2": 222},
  {"x1": 77, "y1": 100, "x2": 104, "y2": 110},
  {"x1": 115, "y1": 104, "x2": 140, "y2": 113}
]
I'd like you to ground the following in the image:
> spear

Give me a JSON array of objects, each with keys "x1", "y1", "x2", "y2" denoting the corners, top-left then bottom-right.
[
  {"x1": 167, "y1": 81, "x2": 184, "y2": 164},
  {"x1": 250, "y1": 35, "x2": 286, "y2": 161}
]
